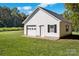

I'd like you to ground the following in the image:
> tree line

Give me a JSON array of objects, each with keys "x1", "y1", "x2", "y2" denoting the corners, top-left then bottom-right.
[{"x1": 0, "y1": 6, "x2": 28, "y2": 27}]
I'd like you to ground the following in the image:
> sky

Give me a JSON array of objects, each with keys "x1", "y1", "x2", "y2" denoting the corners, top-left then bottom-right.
[{"x1": 0, "y1": 3, "x2": 65, "y2": 15}]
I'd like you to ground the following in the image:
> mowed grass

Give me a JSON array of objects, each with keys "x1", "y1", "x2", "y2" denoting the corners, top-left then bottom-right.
[{"x1": 0, "y1": 31, "x2": 79, "y2": 56}]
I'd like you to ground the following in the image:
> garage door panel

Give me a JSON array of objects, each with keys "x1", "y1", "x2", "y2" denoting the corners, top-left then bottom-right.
[{"x1": 27, "y1": 25, "x2": 36, "y2": 36}]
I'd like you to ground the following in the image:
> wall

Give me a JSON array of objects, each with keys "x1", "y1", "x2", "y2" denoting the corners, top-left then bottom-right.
[
  {"x1": 24, "y1": 9, "x2": 61, "y2": 38},
  {"x1": 60, "y1": 21, "x2": 72, "y2": 37}
]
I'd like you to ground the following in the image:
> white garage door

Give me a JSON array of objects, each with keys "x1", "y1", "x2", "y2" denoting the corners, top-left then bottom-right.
[{"x1": 27, "y1": 25, "x2": 36, "y2": 36}]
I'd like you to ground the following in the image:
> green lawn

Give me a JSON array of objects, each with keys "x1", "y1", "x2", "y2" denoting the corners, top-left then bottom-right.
[{"x1": 0, "y1": 31, "x2": 79, "y2": 56}]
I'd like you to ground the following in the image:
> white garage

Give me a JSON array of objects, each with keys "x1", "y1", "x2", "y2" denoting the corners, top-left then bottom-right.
[
  {"x1": 27, "y1": 25, "x2": 37, "y2": 36},
  {"x1": 23, "y1": 7, "x2": 72, "y2": 39}
]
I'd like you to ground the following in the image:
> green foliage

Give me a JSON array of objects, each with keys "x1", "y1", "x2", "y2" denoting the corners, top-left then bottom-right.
[
  {"x1": 0, "y1": 27, "x2": 23, "y2": 31},
  {"x1": 63, "y1": 3, "x2": 79, "y2": 32},
  {"x1": 0, "y1": 31, "x2": 79, "y2": 55},
  {"x1": 0, "y1": 6, "x2": 27, "y2": 27}
]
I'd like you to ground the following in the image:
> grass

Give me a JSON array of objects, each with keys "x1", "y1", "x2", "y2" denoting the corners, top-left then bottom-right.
[
  {"x1": 72, "y1": 32, "x2": 79, "y2": 35},
  {"x1": 0, "y1": 31, "x2": 79, "y2": 56},
  {"x1": 0, "y1": 27, "x2": 22, "y2": 32}
]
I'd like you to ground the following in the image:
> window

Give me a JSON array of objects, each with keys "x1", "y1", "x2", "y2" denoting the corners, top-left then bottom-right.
[
  {"x1": 27, "y1": 28, "x2": 36, "y2": 30},
  {"x1": 27, "y1": 25, "x2": 36, "y2": 30},
  {"x1": 66, "y1": 25, "x2": 69, "y2": 32},
  {"x1": 48, "y1": 24, "x2": 57, "y2": 33},
  {"x1": 34, "y1": 28, "x2": 36, "y2": 30}
]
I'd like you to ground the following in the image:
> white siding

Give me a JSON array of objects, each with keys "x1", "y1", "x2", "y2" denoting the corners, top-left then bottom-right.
[
  {"x1": 24, "y1": 24, "x2": 27, "y2": 35},
  {"x1": 24, "y1": 9, "x2": 61, "y2": 38}
]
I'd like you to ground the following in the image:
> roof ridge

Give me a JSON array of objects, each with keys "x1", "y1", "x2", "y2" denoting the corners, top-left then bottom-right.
[
  {"x1": 23, "y1": 7, "x2": 71, "y2": 24},
  {"x1": 39, "y1": 7, "x2": 61, "y2": 15},
  {"x1": 39, "y1": 7, "x2": 71, "y2": 23}
]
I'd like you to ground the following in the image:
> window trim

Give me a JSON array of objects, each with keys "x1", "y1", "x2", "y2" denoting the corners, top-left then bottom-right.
[
  {"x1": 66, "y1": 25, "x2": 69, "y2": 32},
  {"x1": 48, "y1": 24, "x2": 57, "y2": 33},
  {"x1": 27, "y1": 25, "x2": 36, "y2": 30}
]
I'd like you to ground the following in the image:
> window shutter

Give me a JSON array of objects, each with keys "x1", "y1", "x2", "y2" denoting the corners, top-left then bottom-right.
[
  {"x1": 54, "y1": 25, "x2": 57, "y2": 33},
  {"x1": 48, "y1": 25, "x2": 50, "y2": 33}
]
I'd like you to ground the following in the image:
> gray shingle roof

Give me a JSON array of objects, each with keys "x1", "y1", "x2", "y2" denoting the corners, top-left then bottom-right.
[
  {"x1": 23, "y1": 7, "x2": 71, "y2": 24},
  {"x1": 40, "y1": 7, "x2": 71, "y2": 23}
]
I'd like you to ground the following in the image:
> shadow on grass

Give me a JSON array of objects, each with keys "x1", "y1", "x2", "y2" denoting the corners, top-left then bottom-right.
[{"x1": 60, "y1": 34, "x2": 79, "y2": 40}]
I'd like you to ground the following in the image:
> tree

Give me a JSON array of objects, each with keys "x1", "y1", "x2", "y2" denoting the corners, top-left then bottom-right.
[
  {"x1": 0, "y1": 6, "x2": 27, "y2": 27},
  {"x1": 0, "y1": 6, "x2": 12, "y2": 27},
  {"x1": 63, "y1": 3, "x2": 79, "y2": 32}
]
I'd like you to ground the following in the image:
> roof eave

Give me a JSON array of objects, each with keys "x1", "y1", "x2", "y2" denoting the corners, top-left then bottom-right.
[{"x1": 22, "y1": 6, "x2": 41, "y2": 24}]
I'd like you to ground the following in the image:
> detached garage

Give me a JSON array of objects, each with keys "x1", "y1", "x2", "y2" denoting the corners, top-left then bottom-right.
[{"x1": 23, "y1": 7, "x2": 72, "y2": 40}]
